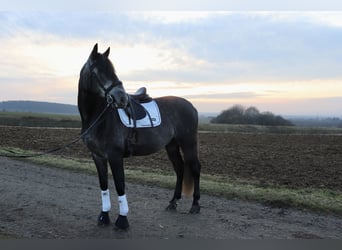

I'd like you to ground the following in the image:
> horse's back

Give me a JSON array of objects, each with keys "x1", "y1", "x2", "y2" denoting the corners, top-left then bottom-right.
[
  {"x1": 156, "y1": 96, "x2": 198, "y2": 120},
  {"x1": 155, "y1": 96, "x2": 198, "y2": 137}
]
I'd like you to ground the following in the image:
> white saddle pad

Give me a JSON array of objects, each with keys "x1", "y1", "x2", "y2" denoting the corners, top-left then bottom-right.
[{"x1": 117, "y1": 100, "x2": 161, "y2": 128}]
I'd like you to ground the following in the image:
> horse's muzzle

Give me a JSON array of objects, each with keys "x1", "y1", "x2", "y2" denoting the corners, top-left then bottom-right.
[{"x1": 109, "y1": 88, "x2": 129, "y2": 109}]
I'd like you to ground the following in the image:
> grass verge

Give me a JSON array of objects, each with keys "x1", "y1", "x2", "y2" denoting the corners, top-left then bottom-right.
[
  {"x1": 1, "y1": 147, "x2": 341, "y2": 216},
  {"x1": 199, "y1": 123, "x2": 342, "y2": 135},
  {"x1": 0, "y1": 232, "x2": 19, "y2": 239},
  {"x1": 0, "y1": 111, "x2": 81, "y2": 128}
]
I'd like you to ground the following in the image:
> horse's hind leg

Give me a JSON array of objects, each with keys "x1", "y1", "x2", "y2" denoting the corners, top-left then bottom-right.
[
  {"x1": 182, "y1": 144, "x2": 201, "y2": 214},
  {"x1": 165, "y1": 139, "x2": 184, "y2": 211},
  {"x1": 92, "y1": 153, "x2": 111, "y2": 226}
]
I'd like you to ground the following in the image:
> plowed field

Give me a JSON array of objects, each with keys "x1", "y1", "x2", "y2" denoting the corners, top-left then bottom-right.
[
  {"x1": 1, "y1": 125, "x2": 342, "y2": 239},
  {"x1": 1, "y1": 126, "x2": 341, "y2": 191}
]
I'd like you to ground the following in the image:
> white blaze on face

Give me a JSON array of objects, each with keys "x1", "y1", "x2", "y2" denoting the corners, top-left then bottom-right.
[{"x1": 89, "y1": 66, "x2": 113, "y2": 95}]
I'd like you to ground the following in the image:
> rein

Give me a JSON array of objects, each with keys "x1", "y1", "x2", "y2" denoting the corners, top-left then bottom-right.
[
  {"x1": 0, "y1": 103, "x2": 111, "y2": 159},
  {"x1": 1, "y1": 61, "x2": 126, "y2": 159}
]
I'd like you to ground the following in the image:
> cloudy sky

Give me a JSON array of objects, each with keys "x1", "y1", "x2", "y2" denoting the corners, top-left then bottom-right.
[{"x1": 1, "y1": 2, "x2": 342, "y2": 116}]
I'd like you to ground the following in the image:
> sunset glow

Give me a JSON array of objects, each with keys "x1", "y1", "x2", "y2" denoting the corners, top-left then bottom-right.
[{"x1": 1, "y1": 9, "x2": 342, "y2": 116}]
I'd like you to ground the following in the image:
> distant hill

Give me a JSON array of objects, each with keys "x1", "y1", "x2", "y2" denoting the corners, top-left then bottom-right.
[{"x1": 0, "y1": 101, "x2": 78, "y2": 114}]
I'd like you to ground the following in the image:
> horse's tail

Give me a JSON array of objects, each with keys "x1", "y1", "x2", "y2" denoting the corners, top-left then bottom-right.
[{"x1": 182, "y1": 164, "x2": 194, "y2": 197}]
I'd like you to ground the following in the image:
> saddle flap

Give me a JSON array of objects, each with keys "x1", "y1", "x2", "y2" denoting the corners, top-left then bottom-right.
[{"x1": 125, "y1": 98, "x2": 147, "y2": 120}]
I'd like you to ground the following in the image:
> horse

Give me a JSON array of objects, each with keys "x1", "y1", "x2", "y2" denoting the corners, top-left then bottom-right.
[{"x1": 77, "y1": 44, "x2": 201, "y2": 229}]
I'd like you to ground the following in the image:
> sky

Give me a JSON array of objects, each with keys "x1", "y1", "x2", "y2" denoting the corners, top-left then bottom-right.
[{"x1": 1, "y1": 1, "x2": 342, "y2": 116}]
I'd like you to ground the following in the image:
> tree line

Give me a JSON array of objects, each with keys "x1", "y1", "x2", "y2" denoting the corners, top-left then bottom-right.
[{"x1": 211, "y1": 105, "x2": 293, "y2": 126}]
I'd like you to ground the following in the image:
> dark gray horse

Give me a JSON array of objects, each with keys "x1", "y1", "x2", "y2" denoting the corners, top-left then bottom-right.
[{"x1": 78, "y1": 44, "x2": 201, "y2": 229}]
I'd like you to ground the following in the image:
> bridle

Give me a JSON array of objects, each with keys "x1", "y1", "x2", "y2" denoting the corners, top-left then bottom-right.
[
  {"x1": 0, "y1": 63, "x2": 123, "y2": 159},
  {"x1": 88, "y1": 62, "x2": 126, "y2": 107},
  {"x1": 0, "y1": 57, "x2": 130, "y2": 159}
]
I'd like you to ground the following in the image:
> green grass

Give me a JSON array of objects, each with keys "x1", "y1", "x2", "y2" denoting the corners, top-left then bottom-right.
[
  {"x1": 1, "y1": 147, "x2": 341, "y2": 216},
  {"x1": 0, "y1": 111, "x2": 81, "y2": 128},
  {"x1": 199, "y1": 122, "x2": 342, "y2": 134},
  {"x1": 0, "y1": 232, "x2": 18, "y2": 239},
  {"x1": 0, "y1": 111, "x2": 80, "y2": 121}
]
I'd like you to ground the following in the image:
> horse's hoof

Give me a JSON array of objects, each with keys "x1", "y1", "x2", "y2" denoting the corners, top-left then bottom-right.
[
  {"x1": 166, "y1": 202, "x2": 177, "y2": 211},
  {"x1": 189, "y1": 204, "x2": 200, "y2": 214},
  {"x1": 115, "y1": 215, "x2": 129, "y2": 230},
  {"x1": 98, "y1": 211, "x2": 111, "y2": 226}
]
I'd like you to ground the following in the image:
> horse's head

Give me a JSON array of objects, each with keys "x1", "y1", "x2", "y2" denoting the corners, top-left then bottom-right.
[{"x1": 79, "y1": 43, "x2": 129, "y2": 108}]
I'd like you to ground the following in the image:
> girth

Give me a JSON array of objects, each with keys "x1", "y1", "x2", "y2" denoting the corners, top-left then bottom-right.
[{"x1": 123, "y1": 87, "x2": 154, "y2": 157}]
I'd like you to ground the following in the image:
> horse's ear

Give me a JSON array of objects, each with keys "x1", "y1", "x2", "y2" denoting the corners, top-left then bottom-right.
[
  {"x1": 103, "y1": 47, "x2": 110, "y2": 58},
  {"x1": 90, "y1": 43, "x2": 98, "y2": 60}
]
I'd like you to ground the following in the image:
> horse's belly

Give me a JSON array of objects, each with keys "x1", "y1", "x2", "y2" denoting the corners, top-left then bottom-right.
[{"x1": 129, "y1": 128, "x2": 173, "y2": 156}]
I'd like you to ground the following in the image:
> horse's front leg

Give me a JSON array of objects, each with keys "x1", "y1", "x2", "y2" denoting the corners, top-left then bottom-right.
[
  {"x1": 108, "y1": 153, "x2": 129, "y2": 230},
  {"x1": 92, "y1": 153, "x2": 111, "y2": 226}
]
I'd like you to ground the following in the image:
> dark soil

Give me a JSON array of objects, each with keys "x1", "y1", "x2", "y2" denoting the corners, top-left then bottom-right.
[
  {"x1": 1, "y1": 126, "x2": 342, "y2": 239},
  {"x1": 0, "y1": 126, "x2": 341, "y2": 191}
]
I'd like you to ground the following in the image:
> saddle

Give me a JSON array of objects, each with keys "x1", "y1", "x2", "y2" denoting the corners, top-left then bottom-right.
[
  {"x1": 119, "y1": 87, "x2": 160, "y2": 157},
  {"x1": 125, "y1": 87, "x2": 152, "y2": 121},
  {"x1": 130, "y1": 87, "x2": 152, "y2": 103},
  {"x1": 124, "y1": 87, "x2": 154, "y2": 125}
]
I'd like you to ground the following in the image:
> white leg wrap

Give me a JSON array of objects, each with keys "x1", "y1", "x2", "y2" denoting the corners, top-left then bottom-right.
[
  {"x1": 118, "y1": 194, "x2": 129, "y2": 216},
  {"x1": 101, "y1": 189, "x2": 111, "y2": 212}
]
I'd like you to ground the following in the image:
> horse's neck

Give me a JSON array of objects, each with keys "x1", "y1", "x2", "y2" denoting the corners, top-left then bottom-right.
[{"x1": 78, "y1": 91, "x2": 105, "y2": 129}]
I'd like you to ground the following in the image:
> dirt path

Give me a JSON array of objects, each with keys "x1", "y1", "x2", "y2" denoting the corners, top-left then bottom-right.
[{"x1": 0, "y1": 157, "x2": 341, "y2": 239}]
